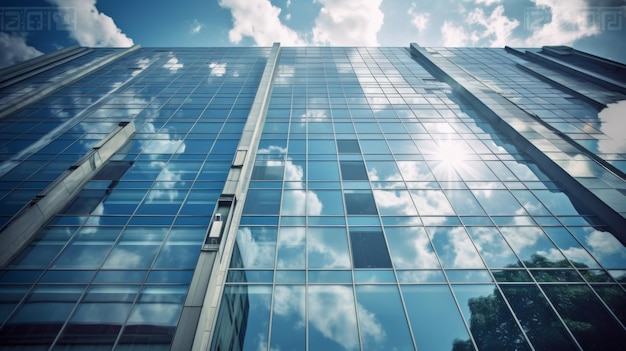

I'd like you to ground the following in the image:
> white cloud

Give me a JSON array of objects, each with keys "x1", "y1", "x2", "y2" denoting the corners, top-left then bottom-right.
[
  {"x1": 597, "y1": 100, "x2": 626, "y2": 154},
  {"x1": 441, "y1": 20, "x2": 470, "y2": 46},
  {"x1": 0, "y1": 32, "x2": 43, "y2": 69},
  {"x1": 408, "y1": 3, "x2": 430, "y2": 33},
  {"x1": 285, "y1": 13, "x2": 292, "y2": 21},
  {"x1": 209, "y1": 62, "x2": 227, "y2": 76},
  {"x1": 467, "y1": 5, "x2": 519, "y2": 47},
  {"x1": 189, "y1": 19, "x2": 205, "y2": 34},
  {"x1": 523, "y1": 0, "x2": 600, "y2": 46},
  {"x1": 163, "y1": 56, "x2": 183, "y2": 72},
  {"x1": 475, "y1": 0, "x2": 501, "y2": 5},
  {"x1": 312, "y1": 0, "x2": 384, "y2": 46},
  {"x1": 218, "y1": 0, "x2": 305, "y2": 45},
  {"x1": 48, "y1": 0, "x2": 133, "y2": 47}
]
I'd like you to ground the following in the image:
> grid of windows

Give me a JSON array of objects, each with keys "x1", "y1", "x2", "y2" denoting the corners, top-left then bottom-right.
[
  {"x1": 213, "y1": 47, "x2": 626, "y2": 351},
  {"x1": 0, "y1": 48, "x2": 270, "y2": 349},
  {"x1": 441, "y1": 47, "x2": 626, "y2": 174}
]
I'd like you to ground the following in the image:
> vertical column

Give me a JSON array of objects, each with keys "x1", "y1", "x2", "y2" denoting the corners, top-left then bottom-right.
[{"x1": 170, "y1": 43, "x2": 282, "y2": 351}]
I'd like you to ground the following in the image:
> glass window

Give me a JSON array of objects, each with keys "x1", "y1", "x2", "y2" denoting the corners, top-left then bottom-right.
[
  {"x1": 103, "y1": 241, "x2": 160, "y2": 269},
  {"x1": 308, "y1": 140, "x2": 336, "y2": 154},
  {"x1": 452, "y1": 284, "x2": 531, "y2": 351},
  {"x1": 308, "y1": 285, "x2": 359, "y2": 350},
  {"x1": 243, "y1": 189, "x2": 281, "y2": 215},
  {"x1": 542, "y1": 284, "x2": 626, "y2": 349},
  {"x1": 2, "y1": 288, "x2": 77, "y2": 345},
  {"x1": 311, "y1": 189, "x2": 344, "y2": 215},
  {"x1": 344, "y1": 190, "x2": 378, "y2": 215},
  {"x1": 365, "y1": 161, "x2": 402, "y2": 181},
  {"x1": 60, "y1": 188, "x2": 108, "y2": 215},
  {"x1": 466, "y1": 227, "x2": 521, "y2": 268},
  {"x1": 349, "y1": 228, "x2": 392, "y2": 268},
  {"x1": 428, "y1": 226, "x2": 485, "y2": 269},
  {"x1": 230, "y1": 227, "x2": 277, "y2": 269},
  {"x1": 445, "y1": 190, "x2": 486, "y2": 216},
  {"x1": 373, "y1": 189, "x2": 418, "y2": 216},
  {"x1": 211, "y1": 285, "x2": 272, "y2": 351},
  {"x1": 360, "y1": 140, "x2": 390, "y2": 154},
  {"x1": 543, "y1": 227, "x2": 600, "y2": 269},
  {"x1": 385, "y1": 227, "x2": 439, "y2": 269},
  {"x1": 308, "y1": 160, "x2": 340, "y2": 181},
  {"x1": 568, "y1": 227, "x2": 626, "y2": 269},
  {"x1": 308, "y1": 227, "x2": 351, "y2": 269},
  {"x1": 402, "y1": 285, "x2": 473, "y2": 351},
  {"x1": 532, "y1": 190, "x2": 581, "y2": 215},
  {"x1": 269, "y1": 286, "x2": 305, "y2": 351},
  {"x1": 53, "y1": 241, "x2": 114, "y2": 269},
  {"x1": 355, "y1": 285, "x2": 414, "y2": 351},
  {"x1": 276, "y1": 227, "x2": 305, "y2": 269},
  {"x1": 252, "y1": 160, "x2": 284, "y2": 181},
  {"x1": 337, "y1": 140, "x2": 361, "y2": 153},
  {"x1": 280, "y1": 190, "x2": 306, "y2": 216},
  {"x1": 410, "y1": 189, "x2": 455, "y2": 216},
  {"x1": 472, "y1": 189, "x2": 525, "y2": 216},
  {"x1": 499, "y1": 226, "x2": 569, "y2": 268},
  {"x1": 500, "y1": 285, "x2": 577, "y2": 350},
  {"x1": 340, "y1": 160, "x2": 369, "y2": 180}
]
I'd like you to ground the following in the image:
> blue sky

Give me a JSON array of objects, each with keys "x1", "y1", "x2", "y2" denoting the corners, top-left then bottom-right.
[{"x1": 0, "y1": 0, "x2": 624, "y2": 68}]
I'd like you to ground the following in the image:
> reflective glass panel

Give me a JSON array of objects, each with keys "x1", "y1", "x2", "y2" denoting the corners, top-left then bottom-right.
[
  {"x1": 402, "y1": 285, "x2": 474, "y2": 351},
  {"x1": 355, "y1": 285, "x2": 414, "y2": 351},
  {"x1": 308, "y1": 285, "x2": 360, "y2": 351}
]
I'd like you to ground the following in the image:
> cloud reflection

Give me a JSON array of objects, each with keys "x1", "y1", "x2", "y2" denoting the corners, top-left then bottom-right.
[{"x1": 597, "y1": 100, "x2": 626, "y2": 155}]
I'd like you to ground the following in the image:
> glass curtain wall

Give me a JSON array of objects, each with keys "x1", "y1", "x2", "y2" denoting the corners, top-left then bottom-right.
[
  {"x1": 0, "y1": 48, "x2": 270, "y2": 350},
  {"x1": 212, "y1": 47, "x2": 626, "y2": 351}
]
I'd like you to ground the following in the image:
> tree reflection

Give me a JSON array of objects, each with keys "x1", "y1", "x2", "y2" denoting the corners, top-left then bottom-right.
[{"x1": 452, "y1": 256, "x2": 625, "y2": 350}]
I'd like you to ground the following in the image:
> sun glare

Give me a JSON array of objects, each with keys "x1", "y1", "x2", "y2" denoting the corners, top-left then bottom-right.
[{"x1": 437, "y1": 139, "x2": 466, "y2": 165}]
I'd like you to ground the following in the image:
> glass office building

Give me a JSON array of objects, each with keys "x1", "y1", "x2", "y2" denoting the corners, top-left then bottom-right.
[{"x1": 0, "y1": 43, "x2": 624, "y2": 350}]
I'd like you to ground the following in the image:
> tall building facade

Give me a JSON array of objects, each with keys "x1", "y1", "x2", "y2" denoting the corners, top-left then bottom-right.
[{"x1": 0, "y1": 43, "x2": 624, "y2": 350}]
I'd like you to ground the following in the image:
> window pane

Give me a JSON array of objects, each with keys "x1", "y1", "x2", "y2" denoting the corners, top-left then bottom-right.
[
  {"x1": 344, "y1": 190, "x2": 378, "y2": 215},
  {"x1": 308, "y1": 227, "x2": 351, "y2": 269},
  {"x1": 276, "y1": 227, "x2": 305, "y2": 269},
  {"x1": 500, "y1": 285, "x2": 577, "y2": 350},
  {"x1": 211, "y1": 285, "x2": 272, "y2": 351},
  {"x1": 230, "y1": 227, "x2": 277, "y2": 268},
  {"x1": 410, "y1": 190, "x2": 455, "y2": 216},
  {"x1": 270, "y1": 286, "x2": 305, "y2": 351},
  {"x1": 543, "y1": 284, "x2": 626, "y2": 349},
  {"x1": 340, "y1": 160, "x2": 369, "y2": 180},
  {"x1": 349, "y1": 228, "x2": 392, "y2": 268},
  {"x1": 308, "y1": 285, "x2": 359, "y2": 350},
  {"x1": 243, "y1": 189, "x2": 281, "y2": 215},
  {"x1": 373, "y1": 189, "x2": 417, "y2": 216},
  {"x1": 385, "y1": 227, "x2": 439, "y2": 269},
  {"x1": 452, "y1": 284, "x2": 531, "y2": 351},
  {"x1": 499, "y1": 226, "x2": 569, "y2": 268},
  {"x1": 466, "y1": 227, "x2": 521, "y2": 268},
  {"x1": 337, "y1": 140, "x2": 360, "y2": 154},
  {"x1": 355, "y1": 285, "x2": 414, "y2": 351},
  {"x1": 428, "y1": 226, "x2": 485, "y2": 269},
  {"x1": 402, "y1": 285, "x2": 473, "y2": 351}
]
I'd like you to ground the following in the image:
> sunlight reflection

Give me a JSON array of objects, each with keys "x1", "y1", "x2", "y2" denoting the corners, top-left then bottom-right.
[{"x1": 435, "y1": 139, "x2": 467, "y2": 165}]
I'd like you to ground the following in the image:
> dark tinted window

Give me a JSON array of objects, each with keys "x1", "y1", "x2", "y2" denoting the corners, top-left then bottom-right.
[
  {"x1": 350, "y1": 228, "x2": 392, "y2": 268},
  {"x1": 337, "y1": 140, "x2": 361, "y2": 153},
  {"x1": 340, "y1": 161, "x2": 368, "y2": 180}
]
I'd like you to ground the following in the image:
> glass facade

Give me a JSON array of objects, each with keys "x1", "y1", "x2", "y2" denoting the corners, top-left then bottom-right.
[
  {"x1": 0, "y1": 47, "x2": 270, "y2": 349},
  {"x1": 0, "y1": 45, "x2": 625, "y2": 350},
  {"x1": 212, "y1": 47, "x2": 626, "y2": 351}
]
